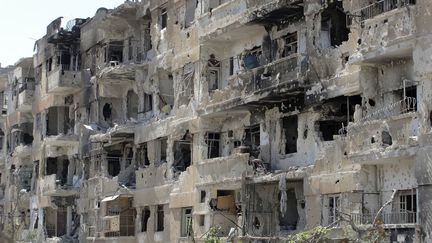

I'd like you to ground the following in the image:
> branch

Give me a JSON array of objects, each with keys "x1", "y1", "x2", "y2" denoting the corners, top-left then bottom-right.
[{"x1": 373, "y1": 189, "x2": 397, "y2": 226}]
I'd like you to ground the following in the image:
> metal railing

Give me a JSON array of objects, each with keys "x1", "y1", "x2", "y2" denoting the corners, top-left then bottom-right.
[
  {"x1": 351, "y1": 211, "x2": 417, "y2": 225},
  {"x1": 104, "y1": 214, "x2": 135, "y2": 237},
  {"x1": 353, "y1": 0, "x2": 416, "y2": 22},
  {"x1": 60, "y1": 64, "x2": 81, "y2": 72},
  {"x1": 248, "y1": 54, "x2": 298, "y2": 92},
  {"x1": 355, "y1": 97, "x2": 416, "y2": 125}
]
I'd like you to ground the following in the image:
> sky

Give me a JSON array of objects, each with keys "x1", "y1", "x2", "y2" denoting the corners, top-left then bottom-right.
[{"x1": 0, "y1": 0, "x2": 125, "y2": 67}]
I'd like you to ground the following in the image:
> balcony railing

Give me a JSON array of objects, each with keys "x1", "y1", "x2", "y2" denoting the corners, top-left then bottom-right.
[
  {"x1": 355, "y1": 97, "x2": 416, "y2": 125},
  {"x1": 248, "y1": 54, "x2": 298, "y2": 92},
  {"x1": 351, "y1": 211, "x2": 417, "y2": 225},
  {"x1": 353, "y1": 0, "x2": 416, "y2": 22},
  {"x1": 103, "y1": 213, "x2": 135, "y2": 237},
  {"x1": 59, "y1": 64, "x2": 81, "y2": 72}
]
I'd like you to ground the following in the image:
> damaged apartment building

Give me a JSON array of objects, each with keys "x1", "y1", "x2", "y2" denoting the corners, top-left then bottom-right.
[{"x1": 1, "y1": 0, "x2": 432, "y2": 242}]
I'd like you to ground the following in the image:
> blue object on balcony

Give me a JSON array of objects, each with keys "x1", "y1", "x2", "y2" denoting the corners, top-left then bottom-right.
[{"x1": 243, "y1": 54, "x2": 259, "y2": 70}]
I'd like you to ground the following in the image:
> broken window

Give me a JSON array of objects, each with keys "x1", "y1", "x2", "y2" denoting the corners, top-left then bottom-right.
[
  {"x1": 126, "y1": 90, "x2": 139, "y2": 119},
  {"x1": 46, "y1": 106, "x2": 72, "y2": 136},
  {"x1": 206, "y1": 132, "x2": 221, "y2": 159},
  {"x1": 215, "y1": 190, "x2": 236, "y2": 213},
  {"x1": 278, "y1": 189, "x2": 299, "y2": 231},
  {"x1": 10, "y1": 123, "x2": 33, "y2": 149},
  {"x1": 159, "y1": 6, "x2": 168, "y2": 29},
  {"x1": 200, "y1": 190, "x2": 206, "y2": 203},
  {"x1": 0, "y1": 91, "x2": 7, "y2": 115},
  {"x1": 244, "y1": 125, "x2": 260, "y2": 158},
  {"x1": 276, "y1": 32, "x2": 298, "y2": 59},
  {"x1": 207, "y1": 54, "x2": 221, "y2": 92},
  {"x1": 156, "y1": 205, "x2": 164, "y2": 232},
  {"x1": 107, "y1": 156, "x2": 120, "y2": 177},
  {"x1": 45, "y1": 157, "x2": 69, "y2": 185},
  {"x1": 142, "y1": 19, "x2": 152, "y2": 55},
  {"x1": 173, "y1": 132, "x2": 192, "y2": 173},
  {"x1": 400, "y1": 86, "x2": 417, "y2": 112},
  {"x1": 103, "y1": 103, "x2": 113, "y2": 122},
  {"x1": 181, "y1": 207, "x2": 193, "y2": 237},
  {"x1": 319, "y1": 120, "x2": 344, "y2": 141},
  {"x1": 44, "y1": 207, "x2": 67, "y2": 237},
  {"x1": 243, "y1": 46, "x2": 263, "y2": 70},
  {"x1": 143, "y1": 92, "x2": 153, "y2": 113},
  {"x1": 18, "y1": 168, "x2": 33, "y2": 191},
  {"x1": 321, "y1": 1, "x2": 349, "y2": 47},
  {"x1": 185, "y1": 0, "x2": 196, "y2": 28},
  {"x1": 106, "y1": 41, "x2": 124, "y2": 63},
  {"x1": 58, "y1": 51, "x2": 72, "y2": 71},
  {"x1": 159, "y1": 138, "x2": 167, "y2": 164},
  {"x1": 173, "y1": 141, "x2": 192, "y2": 172},
  {"x1": 282, "y1": 116, "x2": 298, "y2": 154},
  {"x1": 141, "y1": 207, "x2": 150, "y2": 232},
  {"x1": 46, "y1": 57, "x2": 53, "y2": 72},
  {"x1": 158, "y1": 70, "x2": 174, "y2": 112},
  {"x1": 137, "y1": 143, "x2": 149, "y2": 167},
  {"x1": 327, "y1": 195, "x2": 340, "y2": 225},
  {"x1": 393, "y1": 189, "x2": 417, "y2": 224}
]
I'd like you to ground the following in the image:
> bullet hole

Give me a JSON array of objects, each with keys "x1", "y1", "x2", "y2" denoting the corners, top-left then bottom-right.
[
  {"x1": 371, "y1": 137, "x2": 376, "y2": 144},
  {"x1": 344, "y1": 151, "x2": 347, "y2": 156},
  {"x1": 300, "y1": 200, "x2": 305, "y2": 209},
  {"x1": 357, "y1": 38, "x2": 362, "y2": 45},
  {"x1": 381, "y1": 69, "x2": 384, "y2": 75},
  {"x1": 253, "y1": 217, "x2": 261, "y2": 229},
  {"x1": 335, "y1": 179, "x2": 340, "y2": 184},
  {"x1": 383, "y1": 19, "x2": 388, "y2": 23},
  {"x1": 186, "y1": 32, "x2": 190, "y2": 38},
  {"x1": 303, "y1": 127, "x2": 308, "y2": 139},
  {"x1": 368, "y1": 99, "x2": 376, "y2": 107}
]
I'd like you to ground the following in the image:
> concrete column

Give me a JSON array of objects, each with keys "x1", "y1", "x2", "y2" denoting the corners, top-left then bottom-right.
[
  {"x1": 136, "y1": 207, "x2": 142, "y2": 235},
  {"x1": 67, "y1": 158, "x2": 76, "y2": 186},
  {"x1": 66, "y1": 206, "x2": 72, "y2": 236}
]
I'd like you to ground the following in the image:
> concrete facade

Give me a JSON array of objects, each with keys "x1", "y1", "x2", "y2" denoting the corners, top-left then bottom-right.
[{"x1": 0, "y1": 0, "x2": 431, "y2": 242}]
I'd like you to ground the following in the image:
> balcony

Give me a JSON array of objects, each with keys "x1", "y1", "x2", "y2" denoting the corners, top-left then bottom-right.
[
  {"x1": 195, "y1": 153, "x2": 253, "y2": 186},
  {"x1": 205, "y1": 54, "x2": 303, "y2": 113},
  {"x1": 351, "y1": 212, "x2": 417, "y2": 226},
  {"x1": 197, "y1": 0, "x2": 304, "y2": 41},
  {"x1": 17, "y1": 89, "x2": 34, "y2": 112},
  {"x1": 16, "y1": 78, "x2": 35, "y2": 112},
  {"x1": 351, "y1": 0, "x2": 416, "y2": 64},
  {"x1": 98, "y1": 63, "x2": 135, "y2": 85},
  {"x1": 197, "y1": 0, "x2": 248, "y2": 40},
  {"x1": 41, "y1": 174, "x2": 79, "y2": 197},
  {"x1": 47, "y1": 64, "x2": 81, "y2": 94},
  {"x1": 345, "y1": 98, "x2": 418, "y2": 164}
]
